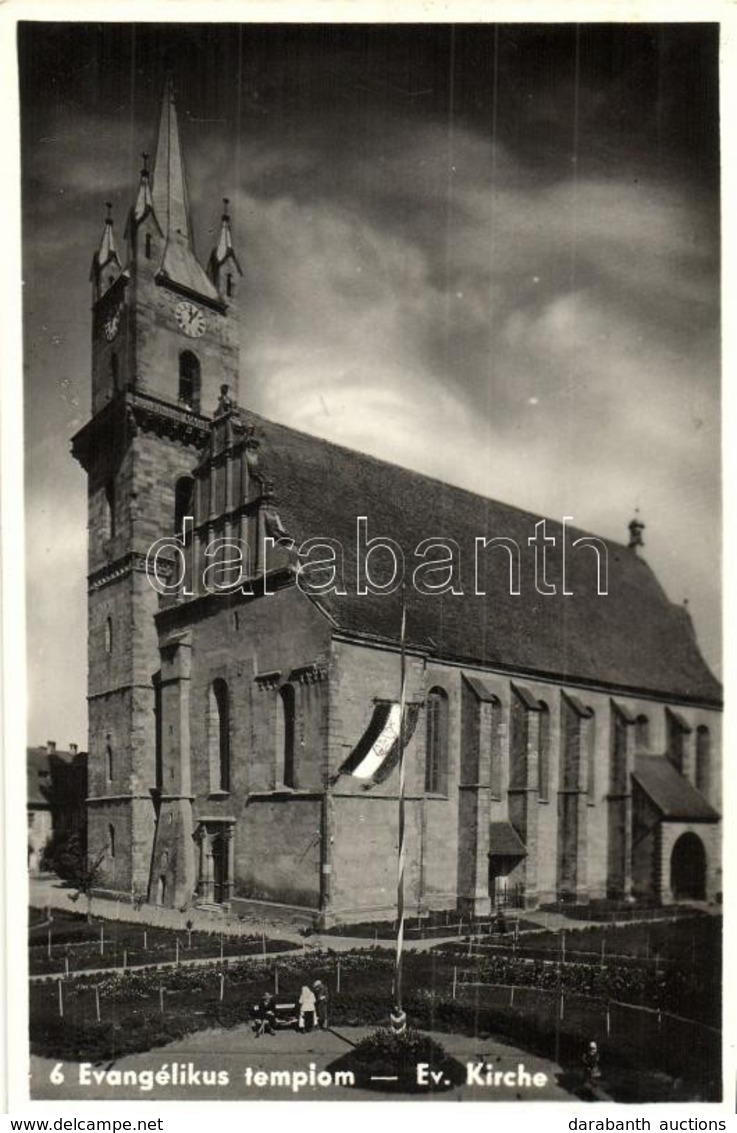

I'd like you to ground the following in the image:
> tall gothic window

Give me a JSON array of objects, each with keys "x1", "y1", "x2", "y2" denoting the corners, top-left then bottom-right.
[
  {"x1": 208, "y1": 679, "x2": 230, "y2": 793},
  {"x1": 104, "y1": 617, "x2": 113, "y2": 653},
  {"x1": 666, "y1": 709, "x2": 691, "y2": 775},
  {"x1": 276, "y1": 684, "x2": 296, "y2": 788},
  {"x1": 425, "y1": 687, "x2": 449, "y2": 794},
  {"x1": 538, "y1": 701, "x2": 550, "y2": 802},
  {"x1": 179, "y1": 351, "x2": 201, "y2": 411},
  {"x1": 696, "y1": 726, "x2": 711, "y2": 797},
  {"x1": 104, "y1": 479, "x2": 116, "y2": 539},
  {"x1": 108, "y1": 824, "x2": 116, "y2": 859},
  {"x1": 586, "y1": 713, "x2": 597, "y2": 803},
  {"x1": 635, "y1": 714, "x2": 649, "y2": 752},
  {"x1": 106, "y1": 740, "x2": 113, "y2": 782}
]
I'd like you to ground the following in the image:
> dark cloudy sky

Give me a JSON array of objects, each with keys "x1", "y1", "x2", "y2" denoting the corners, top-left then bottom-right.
[{"x1": 19, "y1": 22, "x2": 721, "y2": 747}]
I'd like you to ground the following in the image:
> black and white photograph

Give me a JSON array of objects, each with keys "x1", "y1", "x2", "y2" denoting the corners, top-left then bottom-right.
[{"x1": 10, "y1": 11, "x2": 727, "y2": 1111}]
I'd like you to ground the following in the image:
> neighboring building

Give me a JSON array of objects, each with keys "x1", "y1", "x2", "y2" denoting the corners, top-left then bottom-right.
[
  {"x1": 71, "y1": 84, "x2": 721, "y2": 921},
  {"x1": 27, "y1": 742, "x2": 87, "y2": 872}
]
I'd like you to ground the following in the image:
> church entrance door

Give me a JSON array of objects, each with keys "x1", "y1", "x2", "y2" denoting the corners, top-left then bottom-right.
[
  {"x1": 212, "y1": 833, "x2": 227, "y2": 905},
  {"x1": 670, "y1": 832, "x2": 706, "y2": 900}
]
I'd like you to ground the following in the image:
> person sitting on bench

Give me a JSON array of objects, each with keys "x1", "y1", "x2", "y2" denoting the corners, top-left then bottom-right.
[{"x1": 253, "y1": 991, "x2": 277, "y2": 1037}]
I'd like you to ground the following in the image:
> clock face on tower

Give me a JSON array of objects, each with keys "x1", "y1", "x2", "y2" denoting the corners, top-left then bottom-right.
[{"x1": 175, "y1": 300, "x2": 207, "y2": 338}]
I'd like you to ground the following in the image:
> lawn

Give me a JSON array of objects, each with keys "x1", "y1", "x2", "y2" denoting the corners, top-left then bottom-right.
[
  {"x1": 29, "y1": 944, "x2": 720, "y2": 1100},
  {"x1": 28, "y1": 909, "x2": 297, "y2": 975}
]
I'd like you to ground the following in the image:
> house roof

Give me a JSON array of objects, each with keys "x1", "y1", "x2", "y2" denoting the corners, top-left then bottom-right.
[
  {"x1": 26, "y1": 746, "x2": 87, "y2": 808},
  {"x1": 633, "y1": 755, "x2": 720, "y2": 822},
  {"x1": 234, "y1": 409, "x2": 721, "y2": 706}
]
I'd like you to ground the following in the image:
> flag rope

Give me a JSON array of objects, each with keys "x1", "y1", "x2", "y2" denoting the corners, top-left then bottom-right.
[{"x1": 393, "y1": 586, "x2": 408, "y2": 1032}]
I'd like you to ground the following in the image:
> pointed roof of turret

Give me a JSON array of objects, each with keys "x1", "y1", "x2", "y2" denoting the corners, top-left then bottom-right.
[
  {"x1": 147, "y1": 80, "x2": 219, "y2": 302},
  {"x1": 94, "y1": 203, "x2": 121, "y2": 270},
  {"x1": 90, "y1": 203, "x2": 122, "y2": 288},
  {"x1": 213, "y1": 199, "x2": 242, "y2": 268},
  {"x1": 133, "y1": 152, "x2": 156, "y2": 225},
  {"x1": 208, "y1": 198, "x2": 243, "y2": 289}
]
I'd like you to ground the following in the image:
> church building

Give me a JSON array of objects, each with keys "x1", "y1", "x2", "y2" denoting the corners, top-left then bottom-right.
[{"x1": 72, "y1": 85, "x2": 722, "y2": 924}]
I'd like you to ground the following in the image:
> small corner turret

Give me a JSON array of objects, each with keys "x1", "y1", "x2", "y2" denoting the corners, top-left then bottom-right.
[
  {"x1": 90, "y1": 202, "x2": 122, "y2": 303},
  {"x1": 208, "y1": 198, "x2": 243, "y2": 303}
]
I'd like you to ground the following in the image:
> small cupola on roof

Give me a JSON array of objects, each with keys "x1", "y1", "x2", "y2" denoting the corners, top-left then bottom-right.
[
  {"x1": 208, "y1": 198, "x2": 243, "y2": 301},
  {"x1": 144, "y1": 79, "x2": 220, "y2": 303},
  {"x1": 90, "y1": 202, "x2": 122, "y2": 301}
]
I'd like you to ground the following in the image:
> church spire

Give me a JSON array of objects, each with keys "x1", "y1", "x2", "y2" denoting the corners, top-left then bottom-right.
[
  {"x1": 151, "y1": 78, "x2": 190, "y2": 241},
  {"x1": 145, "y1": 78, "x2": 219, "y2": 302}
]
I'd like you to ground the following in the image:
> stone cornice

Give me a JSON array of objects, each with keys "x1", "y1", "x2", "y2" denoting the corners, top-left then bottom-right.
[
  {"x1": 88, "y1": 550, "x2": 153, "y2": 591},
  {"x1": 71, "y1": 390, "x2": 211, "y2": 472}
]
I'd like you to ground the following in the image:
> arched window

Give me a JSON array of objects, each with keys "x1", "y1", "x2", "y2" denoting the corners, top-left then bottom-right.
[
  {"x1": 635, "y1": 714, "x2": 649, "y2": 751},
  {"x1": 537, "y1": 702, "x2": 550, "y2": 802},
  {"x1": 104, "y1": 617, "x2": 113, "y2": 653},
  {"x1": 425, "y1": 687, "x2": 449, "y2": 794},
  {"x1": 145, "y1": 233, "x2": 152, "y2": 259},
  {"x1": 106, "y1": 740, "x2": 113, "y2": 782},
  {"x1": 108, "y1": 824, "x2": 116, "y2": 858},
  {"x1": 179, "y1": 351, "x2": 201, "y2": 411},
  {"x1": 174, "y1": 476, "x2": 195, "y2": 537},
  {"x1": 277, "y1": 684, "x2": 296, "y2": 788},
  {"x1": 696, "y1": 726, "x2": 711, "y2": 797},
  {"x1": 208, "y1": 679, "x2": 230, "y2": 792},
  {"x1": 226, "y1": 273, "x2": 233, "y2": 298}
]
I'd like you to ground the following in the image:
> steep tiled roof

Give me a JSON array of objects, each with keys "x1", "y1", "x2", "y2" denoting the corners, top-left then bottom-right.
[
  {"x1": 633, "y1": 755, "x2": 720, "y2": 821},
  {"x1": 241, "y1": 410, "x2": 722, "y2": 706}
]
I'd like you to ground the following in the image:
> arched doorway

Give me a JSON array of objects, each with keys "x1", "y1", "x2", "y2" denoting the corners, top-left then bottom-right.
[{"x1": 670, "y1": 833, "x2": 706, "y2": 900}]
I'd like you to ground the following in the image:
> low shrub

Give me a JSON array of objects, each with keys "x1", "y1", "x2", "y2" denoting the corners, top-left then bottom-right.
[{"x1": 326, "y1": 1027, "x2": 465, "y2": 1093}]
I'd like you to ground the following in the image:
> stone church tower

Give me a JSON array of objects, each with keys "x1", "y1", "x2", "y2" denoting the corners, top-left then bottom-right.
[{"x1": 72, "y1": 83, "x2": 242, "y2": 895}]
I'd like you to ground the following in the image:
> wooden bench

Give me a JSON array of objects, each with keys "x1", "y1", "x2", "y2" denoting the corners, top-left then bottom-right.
[{"x1": 251, "y1": 999, "x2": 299, "y2": 1035}]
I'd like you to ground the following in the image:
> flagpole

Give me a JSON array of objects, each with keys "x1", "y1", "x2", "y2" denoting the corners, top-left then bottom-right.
[{"x1": 393, "y1": 584, "x2": 408, "y2": 1027}]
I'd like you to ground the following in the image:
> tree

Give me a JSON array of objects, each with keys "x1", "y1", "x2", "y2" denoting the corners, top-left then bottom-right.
[{"x1": 68, "y1": 847, "x2": 108, "y2": 921}]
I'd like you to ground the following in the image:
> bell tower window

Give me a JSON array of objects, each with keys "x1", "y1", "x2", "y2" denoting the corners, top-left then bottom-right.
[
  {"x1": 104, "y1": 480, "x2": 116, "y2": 539},
  {"x1": 179, "y1": 351, "x2": 201, "y2": 412},
  {"x1": 110, "y1": 353, "x2": 119, "y2": 392},
  {"x1": 174, "y1": 476, "x2": 195, "y2": 537}
]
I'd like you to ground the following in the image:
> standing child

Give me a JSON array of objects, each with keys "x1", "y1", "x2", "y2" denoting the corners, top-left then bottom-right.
[{"x1": 298, "y1": 984, "x2": 316, "y2": 1033}]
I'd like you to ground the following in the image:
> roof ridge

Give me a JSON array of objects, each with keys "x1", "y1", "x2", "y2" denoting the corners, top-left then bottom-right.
[{"x1": 241, "y1": 407, "x2": 633, "y2": 552}]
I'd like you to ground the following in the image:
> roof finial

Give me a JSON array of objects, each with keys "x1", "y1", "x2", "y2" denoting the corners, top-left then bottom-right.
[{"x1": 628, "y1": 509, "x2": 645, "y2": 553}]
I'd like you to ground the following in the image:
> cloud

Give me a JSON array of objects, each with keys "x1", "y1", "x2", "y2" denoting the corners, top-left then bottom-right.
[{"x1": 20, "y1": 57, "x2": 722, "y2": 749}]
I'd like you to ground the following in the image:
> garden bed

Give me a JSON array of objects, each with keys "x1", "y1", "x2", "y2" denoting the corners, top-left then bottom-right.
[
  {"x1": 29, "y1": 909, "x2": 296, "y2": 975},
  {"x1": 323, "y1": 912, "x2": 539, "y2": 940}
]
